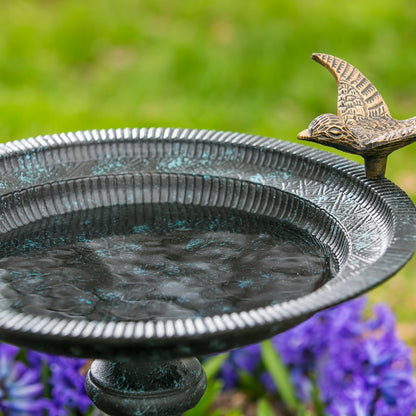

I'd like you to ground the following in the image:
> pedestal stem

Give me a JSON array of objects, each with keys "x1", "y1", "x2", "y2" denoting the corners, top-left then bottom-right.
[
  {"x1": 85, "y1": 357, "x2": 207, "y2": 416},
  {"x1": 364, "y1": 156, "x2": 387, "y2": 179}
]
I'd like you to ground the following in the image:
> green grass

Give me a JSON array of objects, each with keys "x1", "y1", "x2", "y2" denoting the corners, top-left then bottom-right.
[{"x1": 0, "y1": 0, "x2": 415, "y2": 324}]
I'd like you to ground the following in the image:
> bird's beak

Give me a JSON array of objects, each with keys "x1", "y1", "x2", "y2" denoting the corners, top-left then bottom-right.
[{"x1": 297, "y1": 129, "x2": 312, "y2": 140}]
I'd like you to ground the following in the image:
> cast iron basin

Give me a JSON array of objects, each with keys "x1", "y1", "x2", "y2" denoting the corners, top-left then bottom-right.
[{"x1": 0, "y1": 127, "x2": 413, "y2": 360}]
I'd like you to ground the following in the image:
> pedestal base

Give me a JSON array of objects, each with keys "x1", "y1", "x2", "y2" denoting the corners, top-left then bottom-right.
[{"x1": 85, "y1": 357, "x2": 207, "y2": 416}]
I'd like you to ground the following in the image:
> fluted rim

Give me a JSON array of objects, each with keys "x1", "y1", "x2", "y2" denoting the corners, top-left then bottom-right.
[{"x1": 0, "y1": 127, "x2": 414, "y2": 353}]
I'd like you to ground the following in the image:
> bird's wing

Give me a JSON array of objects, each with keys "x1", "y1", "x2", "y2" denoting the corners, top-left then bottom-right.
[{"x1": 312, "y1": 53, "x2": 392, "y2": 128}]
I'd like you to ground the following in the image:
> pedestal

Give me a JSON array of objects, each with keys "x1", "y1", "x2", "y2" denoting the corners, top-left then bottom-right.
[{"x1": 85, "y1": 357, "x2": 207, "y2": 416}]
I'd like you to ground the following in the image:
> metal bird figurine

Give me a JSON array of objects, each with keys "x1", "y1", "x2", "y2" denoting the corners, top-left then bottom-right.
[{"x1": 298, "y1": 53, "x2": 416, "y2": 179}]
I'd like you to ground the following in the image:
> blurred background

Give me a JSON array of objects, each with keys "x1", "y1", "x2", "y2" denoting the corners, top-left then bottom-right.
[{"x1": 0, "y1": 0, "x2": 415, "y2": 347}]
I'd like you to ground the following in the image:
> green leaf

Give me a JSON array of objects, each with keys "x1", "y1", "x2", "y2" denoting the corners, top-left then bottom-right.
[
  {"x1": 238, "y1": 370, "x2": 266, "y2": 399},
  {"x1": 311, "y1": 376, "x2": 326, "y2": 416},
  {"x1": 261, "y1": 340, "x2": 298, "y2": 412},
  {"x1": 227, "y1": 410, "x2": 246, "y2": 416},
  {"x1": 203, "y1": 353, "x2": 229, "y2": 381},
  {"x1": 296, "y1": 407, "x2": 315, "y2": 416},
  {"x1": 257, "y1": 398, "x2": 276, "y2": 416}
]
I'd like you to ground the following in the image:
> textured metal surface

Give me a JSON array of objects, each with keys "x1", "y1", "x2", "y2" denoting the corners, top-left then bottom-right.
[
  {"x1": 298, "y1": 53, "x2": 416, "y2": 179},
  {"x1": 0, "y1": 127, "x2": 414, "y2": 359},
  {"x1": 85, "y1": 357, "x2": 206, "y2": 416},
  {"x1": 0, "y1": 193, "x2": 336, "y2": 321}
]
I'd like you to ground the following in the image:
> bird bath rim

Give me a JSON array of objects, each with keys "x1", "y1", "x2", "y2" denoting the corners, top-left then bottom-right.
[{"x1": 0, "y1": 127, "x2": 414, "y2": 360}]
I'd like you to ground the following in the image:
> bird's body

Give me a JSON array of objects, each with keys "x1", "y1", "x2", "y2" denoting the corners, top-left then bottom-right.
[{"x1": 298, "y1": 53, "x2": 416, "y2": 179}]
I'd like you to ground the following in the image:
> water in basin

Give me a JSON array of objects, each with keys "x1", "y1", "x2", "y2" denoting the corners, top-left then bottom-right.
[{"x1": 0, "y1": 203, "x2": 336, "y2": 321}]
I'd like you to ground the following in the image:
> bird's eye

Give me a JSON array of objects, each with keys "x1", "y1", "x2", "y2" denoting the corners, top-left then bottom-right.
[{"x1": 327, "y1": 128, "x2": 343, "y2": 138}]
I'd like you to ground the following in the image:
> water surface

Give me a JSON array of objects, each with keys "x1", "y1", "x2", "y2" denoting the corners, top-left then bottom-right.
[{"x1": 0, "y1": 204, "x2": 335, "y2": 321}]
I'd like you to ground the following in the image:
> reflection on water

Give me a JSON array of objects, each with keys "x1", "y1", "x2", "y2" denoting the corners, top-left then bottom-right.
[{"x1": 0, "y1": 204, "x2": 335, "y2": 321}]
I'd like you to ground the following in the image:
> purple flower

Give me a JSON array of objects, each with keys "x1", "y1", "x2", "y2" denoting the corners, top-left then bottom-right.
[
  {"x1": 219, "y1": 343, "x2": 261, "y2": 390},
  {"x1": 318, "y1": 303, "x2": 416, "y2": 416},
  {"x1": 273, "y1": 297, "x2": 367, "y2": 399},
  {"x1": 259, "y1": 371, "x2": 275, "y2": 393},
  {"x1": 0, "y1": 343, "x2": 46, "y2": 415},
  {"x1": 27, "y1": 351, "x2": 92, "y2": 415},
  {"x1": 218, "y1": 296, "x2": 416, "y2": 416},
  {"x1": 274, "y1": 297, "x2": 366, "y2": 366},
  {"x1": 276, "y1": 299, "x2": 416, "y2": 415}
]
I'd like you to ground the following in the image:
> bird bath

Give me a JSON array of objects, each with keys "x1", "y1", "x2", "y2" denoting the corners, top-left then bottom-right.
[{"x1": 0, "y1": 126, "x2": 414, "y2": 415}]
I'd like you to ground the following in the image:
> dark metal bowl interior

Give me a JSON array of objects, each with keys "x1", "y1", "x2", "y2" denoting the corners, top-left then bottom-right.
[{"x1": 0, "y1": 127, "x2": 414, "y2": 359}]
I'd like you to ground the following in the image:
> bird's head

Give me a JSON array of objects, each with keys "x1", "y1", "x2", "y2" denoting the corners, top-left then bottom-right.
[{"x1": 298, "y1": 113, "x2": 358, "y2": 152}]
